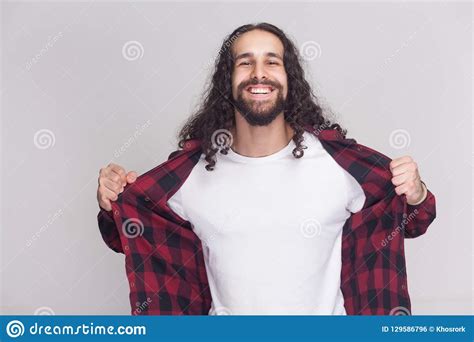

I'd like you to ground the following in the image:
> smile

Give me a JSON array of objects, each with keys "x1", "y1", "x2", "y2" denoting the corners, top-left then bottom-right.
[{"x1": 245, "y1": 85, "x2": 276, "y2": 99}]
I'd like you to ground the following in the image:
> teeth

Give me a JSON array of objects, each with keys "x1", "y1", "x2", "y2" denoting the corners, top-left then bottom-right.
[{"x1": 249, "y1": 88, "x2": 271, "y2": 94}]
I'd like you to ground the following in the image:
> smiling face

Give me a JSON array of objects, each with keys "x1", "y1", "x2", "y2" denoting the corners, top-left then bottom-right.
[{"x1": 231, "y1": 29, "x2": 288, "y2": 126}]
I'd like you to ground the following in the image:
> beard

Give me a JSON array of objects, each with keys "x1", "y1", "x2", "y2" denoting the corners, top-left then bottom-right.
[{"x1": 232, "y1": 79, "x2": 287, "y2": 126}]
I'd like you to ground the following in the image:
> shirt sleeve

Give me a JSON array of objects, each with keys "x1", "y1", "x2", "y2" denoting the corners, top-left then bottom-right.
[
  {"x1": 344, "y1": 170, "x2": 366, "y2": 213},
  {"x1": 403, "y1": 185, "x2": 436, "y2": 238},
  {"x1": 97, "y1": 207, "x2": 124, "y2": 254}
]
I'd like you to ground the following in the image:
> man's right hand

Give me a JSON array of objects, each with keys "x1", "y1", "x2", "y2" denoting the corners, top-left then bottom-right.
[{"x1": 97, "y1": 163, "x2": 137, "y2": 211}]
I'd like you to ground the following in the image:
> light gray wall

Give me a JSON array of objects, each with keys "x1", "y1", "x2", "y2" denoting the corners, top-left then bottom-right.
[{"x1": 1, "y1": 1, "x2": 472, "y2": 315}]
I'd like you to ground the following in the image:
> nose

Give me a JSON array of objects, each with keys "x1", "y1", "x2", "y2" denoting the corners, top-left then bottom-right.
[{"x1": 249, "y1": 61, "x2": 267, "y2": 80}]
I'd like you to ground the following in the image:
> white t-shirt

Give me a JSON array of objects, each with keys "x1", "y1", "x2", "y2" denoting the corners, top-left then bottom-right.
[{"x1": 167, "y1": 131, "x2": 365, "y2": 315}]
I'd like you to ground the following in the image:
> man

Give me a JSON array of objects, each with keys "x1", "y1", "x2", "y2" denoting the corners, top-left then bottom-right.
[{"x1": 97, "y1": 23, "x2": 436, "y2": 315}]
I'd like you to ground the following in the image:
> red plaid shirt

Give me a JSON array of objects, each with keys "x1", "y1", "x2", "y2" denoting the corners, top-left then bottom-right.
[{"x1": 97, "y1": 126, "x2": 436, "y2": 315}]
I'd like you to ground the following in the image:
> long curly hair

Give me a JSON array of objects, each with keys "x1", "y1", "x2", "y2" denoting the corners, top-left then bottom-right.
[{"x1": 177, "y1": 22, "x2": 346, "y2": 171}]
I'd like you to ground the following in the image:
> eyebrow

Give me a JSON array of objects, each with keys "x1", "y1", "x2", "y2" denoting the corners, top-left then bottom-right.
[{"x1": 234, "y1": 52, "x2": 283, "y2": 61}]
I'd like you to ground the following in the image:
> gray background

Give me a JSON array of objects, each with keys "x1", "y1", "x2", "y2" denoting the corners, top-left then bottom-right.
[{"x1": 1, "y1": 1, "x2": 472, "y2": 315}]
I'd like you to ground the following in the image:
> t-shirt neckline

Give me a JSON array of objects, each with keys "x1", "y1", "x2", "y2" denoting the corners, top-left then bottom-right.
[{"x1": 224, "y1": 135, "x2": 297, "y2": 164}]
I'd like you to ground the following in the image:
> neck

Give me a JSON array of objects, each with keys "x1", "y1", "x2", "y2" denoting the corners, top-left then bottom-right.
[{"x1": 229, "y1": 113, "x2": 295, "y2": 157}]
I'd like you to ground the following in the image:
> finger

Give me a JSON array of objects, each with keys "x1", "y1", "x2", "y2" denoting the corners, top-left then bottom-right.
[
  {"x1": 394, "y1": 184, "x2": 409, "y2": 196},
  {"x1": 108, "y1": 164, "x2": 127, "y2": 185},
  {"x1": 102, "y1": 179, "x2": 123, "y2": 194},
  {"x1": 98, "y1": 189, "x2": 115, "y2": 211},
  {"x1": 108, "y1": 163, "x2": 126, "y2": 176},
  {"x1": 389, "y1": 156, "x2": 413, "y2": 171},
  {"x1": 102, "y1": 168, "x2": 124, "y2": 185},
  {"x1": 391, "y1": 163, "x2": 411, "y2": 177},
  {"x1": 99, "y1": 185, "x2": 119, "y2": 202},
  {"x1": 126, "y1": 171, "x2": 137, "y2": 183},
  {"x1": 99, "y1": 199, "x2": 112, "y2": 211},
  {"x1": 391, "y1": 173, "x2": 409, "y2": 186},
  {"x1": 391, "y1": 161, "x2": 418, "y2": 177}
]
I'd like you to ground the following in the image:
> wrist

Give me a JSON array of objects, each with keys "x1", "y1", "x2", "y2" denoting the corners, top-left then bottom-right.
[{"x1": 407, "y1": 180, "x2": 427, "y2": 206}]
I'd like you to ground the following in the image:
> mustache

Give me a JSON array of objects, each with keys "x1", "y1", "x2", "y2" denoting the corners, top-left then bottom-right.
[{"x1": 237, "y1": 79, "x2": 282, "y2": 92}]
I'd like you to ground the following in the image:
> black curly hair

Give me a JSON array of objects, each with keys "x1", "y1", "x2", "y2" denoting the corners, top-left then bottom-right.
[{"x1": 177, "y1": 22, "x2": 346, "y2": 171}]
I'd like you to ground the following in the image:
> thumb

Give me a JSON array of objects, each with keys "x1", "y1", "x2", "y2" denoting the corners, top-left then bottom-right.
[{"x1": 126, "y1": 171, "x2": 137, "y2": 183}]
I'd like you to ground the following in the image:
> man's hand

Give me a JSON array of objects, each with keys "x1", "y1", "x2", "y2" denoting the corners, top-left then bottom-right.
[
  {"x1": 97, "y1": 163, "x2": 137, "y2": 211},
  {"x1": 389, "y1": 155, "x2": 427, "y2": 205}
]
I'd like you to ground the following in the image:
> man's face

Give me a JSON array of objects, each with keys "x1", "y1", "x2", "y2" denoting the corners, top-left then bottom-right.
[{"x1": 231, "y1": 30, "x2": 288, "y2": 126}]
